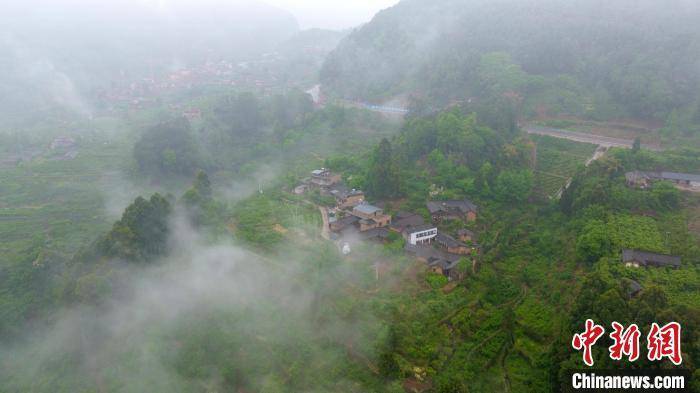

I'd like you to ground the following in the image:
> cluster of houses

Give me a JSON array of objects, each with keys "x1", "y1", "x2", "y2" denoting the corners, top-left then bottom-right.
[
  {"x1": 299, "y1": 168, "x2": 480, "y2": 281},
  {"x1": 626, "y1": 170, "x2": 700, "y2": 191},
  {"x1": 97, "y1": 57, "x2": 286, "y2": 112}
]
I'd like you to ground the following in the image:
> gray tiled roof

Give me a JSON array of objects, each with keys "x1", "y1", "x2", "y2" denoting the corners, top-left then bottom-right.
[
  {"x1": 354, "y1": 203, "x2": 382, "y2": 215},
  {"x1": 427, "y1": 199, "x2": 478, "y2": 214},
  {"x1": 622, "y1": 249, "x2": 681, "y2": 268},
  {"x1": 390, "y1": 212, "x2": 424, "y2": 232},
  {"x1": 436, "y1": 233, "x2": 467, "y2": 249},
  {"x1": 625, "y1": 171, "x2": 700, "y2": 183},
  {"x1": 403, "y1": 224, "x2": 437, "y2": 235}
]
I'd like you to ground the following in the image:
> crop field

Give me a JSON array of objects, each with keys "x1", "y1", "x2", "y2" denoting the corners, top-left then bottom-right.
[{"x1": 532, "y1": 135, "x2": 598, "y2": 197}]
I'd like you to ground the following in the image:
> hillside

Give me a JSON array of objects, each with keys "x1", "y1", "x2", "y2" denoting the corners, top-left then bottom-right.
[{"x1": 321, "y1": 0, "x2": 700, "y2": 139}]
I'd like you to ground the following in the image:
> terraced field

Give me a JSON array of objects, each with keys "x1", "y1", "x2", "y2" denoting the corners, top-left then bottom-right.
[
  {"x1": 0, "y1": 139, "x2": 136, "y2": 263},
  {"x1": 532, "y1": 135, "x2": 598, "y2": 197}
]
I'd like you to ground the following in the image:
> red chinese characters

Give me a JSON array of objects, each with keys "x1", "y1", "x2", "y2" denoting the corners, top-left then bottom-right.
[
  {"x1": 609, "y1": 322, "x2": 641, "y2": 362},
  {"x1": 572, "y1": 320, "x2": 683, "y2": 366},
  {"x1": 572, "y1": 319, "x2": 606, "y2": 366},
  {"x1": 647, "y1": 322, "x2": 682, "y2": 365}
]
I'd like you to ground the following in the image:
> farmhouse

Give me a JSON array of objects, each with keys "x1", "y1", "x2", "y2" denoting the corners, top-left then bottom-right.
[
  {"x1": 330, "y1": 185, "x2": 365, "y2": 209},
  {"x1": 457, "y1": 228, "x2": 476, "y2": 243},
  {"x1": 360, "y1": 227, "x2": 392, "y2": 242},
  {"x1": 50, "y1": 136, "x2": 76, "y2": 150},
  {"x1": 621, "y1": 278, "x2": 643, "y2": 298},
  {"x1": 427, "y1": 258, "x2": 461, "y2": 281},
  {"x1": 435, "y1": 233, "x2": 471, "y2": 255},
  {"x1": 403, "y1": 224, "x2": 438, "y2": 245},
  {"x1": 351, "y1": 203, "x2": 391, "y2": 232},
  {"x1": 390, "y1": 212, "x2": 425, "y2": 233},
  {"x1": 621, "y1": 249, "x2": 681, "y2": 269},
  {"x1": 405, "y1": 243, "x2": 463, "y2": 280},
  {"x1": 329, "y1": 215, "x2": 359, "y2": 233},
  {"x1": 427, "y1": 199, "x2": 478, "y2": 222},
  {"x1": 309, "y1": 168, "x2": 342, "y2": 188},
  {"x1": 625, "y1": 171, "x2": 700, "y2": 190}
]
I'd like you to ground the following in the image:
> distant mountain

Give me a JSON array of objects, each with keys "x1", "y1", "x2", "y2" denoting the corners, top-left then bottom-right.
[
  {"x1": 274, "y1": 29, "x2": 348, "y2": 86},
  {"x1": 321, "y1": 0, "x2": 700, "y2": 129},
  {"x1": 0, "y1": 0, "x2": 299, "y2": 122}
]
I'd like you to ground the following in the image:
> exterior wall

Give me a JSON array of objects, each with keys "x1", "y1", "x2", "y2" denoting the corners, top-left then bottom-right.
[
  {"x1": 339, "y1": 194, "x2": 364, "y2": 208},
  {"x1": 376, "y1": 215, "x2": 391, "y2": 227},
  {"x1": 459, "y1": 233, "x2": 473, "y2": 243},
  {"x1": 409, "y1": 228, "x2": 437, "y2": 245},
  {"x1": 358, "y1": 215, "x2": 391, "y2": 232},
  {"x1": 466, "y1": 211, "x2": 477, "y2": 222},
  {"x1": 447, "y1": 246, "x2": 470, "y2": 255},
  {"x1": 359, "y1": 221, "x2": 377, "y2": 232}
]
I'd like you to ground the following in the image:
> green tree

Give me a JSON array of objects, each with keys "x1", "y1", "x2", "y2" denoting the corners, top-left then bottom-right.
[
  {"x1": 575, "y1": 220, "x2": 612, "y2": 263},
  {"x1": 98, "y1": 194, "x2": 172, "y2": 262},
  {"x1": 493, "y1": 169, "x2": 533, "y2": 202},
  {"x1": 366, "y1": 138, "x2": 401, "y2": 199},
  {"x1": 134, "y1": 118, "x2": 201, "y2": 176}
]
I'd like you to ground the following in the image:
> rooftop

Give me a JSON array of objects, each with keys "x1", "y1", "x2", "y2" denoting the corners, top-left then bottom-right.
[
  {"x1": 391, "y1": 212, "x2": 425, "y2": 232},
  {"x1": 403, "y1": 224, "x2": 438, "y2": 235},
  {"x1": 436, "y1": 233, "x2": 467, "y2": 249},
  {"x1": 330, "y1": 184, "x2": 364, "y2": 199},
  {"x1": 353, "y1": 203, "x2": 383, "y2": 216},
  {"x1": 427, "y1": 257, "x2": 460, "y2": 271},
  {"x1": 427, "y1": 199, "x2": 478, "y2": 214},
  {"x1": 404, "y1": 243, "x2": 462, "y2": 263},
  {"x1": 625, "y1": 171, "x2": 700, "y2": 183},
  {"x1": 622, "y1": 249, "x2": 681, "y2": 268}
]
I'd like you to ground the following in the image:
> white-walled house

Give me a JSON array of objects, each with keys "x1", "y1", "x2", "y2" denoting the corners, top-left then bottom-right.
[{"x1": 404, "y1": 224, "x2": 438, "y2": 245}]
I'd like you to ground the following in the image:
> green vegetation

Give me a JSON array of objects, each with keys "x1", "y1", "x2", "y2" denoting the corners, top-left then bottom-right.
[
  {"x1": 532, "y1": 135, "x2": 598, "y2": 197},
  {"x1": 322, "y1": 0, "x2": 700, "y2": 147},
  {"x1": 2, "y1": 1, "x2": 700, "y2": 390}
]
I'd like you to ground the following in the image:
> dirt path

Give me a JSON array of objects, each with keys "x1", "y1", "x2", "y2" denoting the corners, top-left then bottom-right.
[
  {"x1": 318, "y1": 206, "x2": 330, "y2": 240},
  {"x1": 554, "y1": 145, "x2": 609, "y2": 199}
]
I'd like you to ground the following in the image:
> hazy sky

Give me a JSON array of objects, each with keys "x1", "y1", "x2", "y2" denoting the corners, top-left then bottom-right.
[{"x1": 265, "y1": 0, "x2": 400, "y2": 30}]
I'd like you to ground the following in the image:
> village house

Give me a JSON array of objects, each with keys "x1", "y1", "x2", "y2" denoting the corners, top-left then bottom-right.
[
  {"x1": 435, "y1": 233, "x2": 472, "y2": 255},
  {"x1": 427, "y1": 258, "x2": 461, "y2": 281},
  {"x1": 427, "y1": 199, "x2": 478, "y2": 223},
  {"x1": 330, "y1": 185, "x2": 365, "y2": 209},
  {"x1": 308, "y1": 168, "x2": 342, "y2": 188},
  {"x1": 329, "y1": 215, "x2": 359, "y2": 233},
  {"x1": 403, "y1": 224, "x2": 438, "y2": 245},
  {"x1": 621, "y1": 249, "x2": 681, "y2": 269},
  {"x1": 621, "y1": 278, "x2": 643, "y2": 298},
  {"x1": 457, "y1": 228, "x2": 476, "y2": 243},
  {"x1": 405, "y1": 243, "x2": 463, "y2": 280},
  {"x1": 50, "y1": 136, "x2": 76, "y2": 150},
  {"x1": 625, "y1": 171, "x2": 700, "y2": 190},
  {"x1": 182, "y1": 108, "x2": 202, "y2": 120},
  {"x1": 390, "y1": 212, "x2": 425, "y2": 233},
  {"x1": 360, "y1": 227, "x2": 392, "y2": 242},
  {"x1": 351, "y1": 203, "x2": 392, "y2": 232}
]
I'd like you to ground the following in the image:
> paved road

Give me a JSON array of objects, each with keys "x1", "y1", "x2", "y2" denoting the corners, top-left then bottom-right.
[{"x1": 524, "y1": 125, "x2": 663, "y2": 151}]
